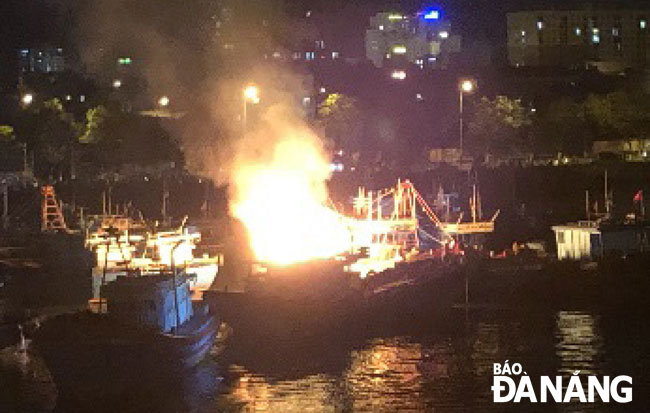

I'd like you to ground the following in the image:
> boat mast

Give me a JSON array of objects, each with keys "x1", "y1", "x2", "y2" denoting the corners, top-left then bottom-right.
[
  {"x1": 170, "y1": 241, "x2": 183, "y2": 330},
  {"x1": 604, "y1": 170, "x2": 608, "y2": 216}
]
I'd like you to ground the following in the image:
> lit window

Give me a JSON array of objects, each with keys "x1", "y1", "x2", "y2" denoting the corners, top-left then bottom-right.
[
  {"x1": 439, "y1": 31, "x2": 449, "y2": 39},
  {"x1": 537, "y1": 21, "x2": 543, "y2": 30},
  {"x1": 428, "y1": 56, "x2": 437, "y2": 62},
  {"x1": 379, "y1": 25, "x2": 384, "y2": 31},
  {"x1": 592, "y1": 34, "x2": 600, "y2": 44},
  {"x1": 521, "y1": 30, "x2": 526, "y2": 36},
  {"x1": 302, "y1": 97, "x2": 311, "y2": 106},
  {"x1": 331, "y1": 51, "x2": 340, "y2": 59},
  {"x1": 612, "y1": 28, "x2": 620, "y2": 36},
  {"x1": 390, "y1": 70, "x2": 406, "y2": 80},
  {"x1": 293, "y1": 52, "x2": 301, "y2": 60},
  {"x1": 575, "y1": 27, "x2": 582, "y2": 36},
  {"x1": 79, "y1": 95, "x2": 86, "y2": 103},
  {"x1": 641, "y1": 20, "x2": 647, "y2": 29},
  {"x1": 305, "y1": 52, "x2": 315, "y2": 60},
  {"x1": 392, "y1": 45, "x2": 407, "y2": 54}
]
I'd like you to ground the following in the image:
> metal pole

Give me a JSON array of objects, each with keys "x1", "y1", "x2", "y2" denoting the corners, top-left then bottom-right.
[
  {"x1": 108, "y1": 186, "x2": 112, "y2": 216},
  {"x1": 171, "y1": 241, "x2": 183, "y2": 330},
  {"x1": 100, "y1": 237, "x2": 109, "y2": 313},
  {"x1": 459, "y1": 90, "x2": 464, "y2": 155},
  {"x1": 22, "y1": 143, "x2": 27, "y2": 173},
  {"x1": 604, "y1": 170, "x2": 610, "y2": 217},
  {"x1": 2, "y1": 184, "x2": 8, "y2": 230},
  {"x1": 242, "y1": 99, "x2": 247, "y2": 135}
]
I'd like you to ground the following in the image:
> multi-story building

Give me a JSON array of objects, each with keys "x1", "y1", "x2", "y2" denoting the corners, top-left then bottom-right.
[
  {"x1": 507, "y1": 8, "x2": 650, "y2": 72},
  {"x1": 18, "y1": 48, "x2": 65, "y2": 73},
  {"x1": 365, "y1": 9, "x2": 461, "y2": 70}
]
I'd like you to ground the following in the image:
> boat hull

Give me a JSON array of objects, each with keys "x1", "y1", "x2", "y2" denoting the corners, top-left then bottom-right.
[{"x1": 33, "y1": 309, "x2": 219, "y2": 402}]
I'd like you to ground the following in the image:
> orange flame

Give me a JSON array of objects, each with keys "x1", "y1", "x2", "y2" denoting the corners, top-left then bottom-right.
[{"x1": 231, "y1": 137, "x2": 351, "y2": 265}]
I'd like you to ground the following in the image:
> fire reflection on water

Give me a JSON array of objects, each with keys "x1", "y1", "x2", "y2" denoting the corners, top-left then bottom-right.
[
  {"x1": 344, "y1": 338, "x2": 424, "y2": 412},
  {"x1": 2, "y1": 309, "x2": 636, "y2": 411},
  {"x1": 220, "y1": 338, "x2": 426, "y2": 412}
]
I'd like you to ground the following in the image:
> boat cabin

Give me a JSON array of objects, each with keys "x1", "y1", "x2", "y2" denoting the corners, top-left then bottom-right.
[
  {"x1": 103, "y1": 273, "x2": 193, "y2": 333},
  {"x1": 552, "y1": 221, "x2": 650, "y2": 261}
]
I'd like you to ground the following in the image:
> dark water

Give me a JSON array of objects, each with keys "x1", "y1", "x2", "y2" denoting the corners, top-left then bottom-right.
[{"x1": 1, "y1": 291, "x2": 649, "y2": 412}]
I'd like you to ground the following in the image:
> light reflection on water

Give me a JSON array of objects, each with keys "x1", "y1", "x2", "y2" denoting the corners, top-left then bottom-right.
[
  {"x1": 217, "y1": 322, "x2": 537, "y2": 412},
  {"x1": 555, "y1": 311, "x2": 603, "y2": 376},
  {"x1": 2, "y1": 309, "x2": 648, "y2": 412}
]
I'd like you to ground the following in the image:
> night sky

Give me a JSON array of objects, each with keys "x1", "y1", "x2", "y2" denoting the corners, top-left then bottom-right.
[
  {"x1": 0, "y1": 0, "x2": 647, "y2": 88},
  {"x1": 3, "y1": 0, "x2": 647, "y2": 52}
]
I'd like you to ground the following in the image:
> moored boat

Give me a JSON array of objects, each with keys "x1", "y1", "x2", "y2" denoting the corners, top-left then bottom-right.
[{"x1": 33, "y1": 272, "x2": 219, "y2": 402}]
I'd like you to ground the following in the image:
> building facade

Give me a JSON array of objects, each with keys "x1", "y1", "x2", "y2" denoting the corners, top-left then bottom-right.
[
  {"x1": 365, "y1": 9, "x2": 461, "y2": 70},
  {"x1": 18, "y1": 48, "x2": 65, "y2": 73},
  {"x1": 507, "y1": 9, "x2": 650, "y2": 72}
]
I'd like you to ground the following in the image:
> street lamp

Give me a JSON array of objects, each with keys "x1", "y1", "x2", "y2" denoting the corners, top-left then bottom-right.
[
  {"x1": 112, "y1": 79, "x2": 122, "y2": 89},
  {"x1": 21, "y1": 93, "x2": 34, "y2": 106},
  {"x1": 458, "y1": 79, "x2": 476, "y2": 155},
  {"x1": 158, "y1": 96, "x2": 170, "y2": 107},
  {"x1": 242, "y1": 85, "x2": 260, "y2": 133}
]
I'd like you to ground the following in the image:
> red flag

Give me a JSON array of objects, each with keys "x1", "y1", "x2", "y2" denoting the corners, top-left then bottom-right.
[{"x1": 633, "y1": 190, "x2": 643, "y2": 202}]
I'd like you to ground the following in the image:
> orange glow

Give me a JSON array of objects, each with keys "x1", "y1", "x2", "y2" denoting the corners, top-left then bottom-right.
[{"x1": 231, "y1": 137, "x2": 351, "y2": 265}]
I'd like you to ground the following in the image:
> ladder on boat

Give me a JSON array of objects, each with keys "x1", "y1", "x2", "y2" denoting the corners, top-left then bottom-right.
[{"x1": 41, "y1": 185, "x2": 68, "y2": 232}]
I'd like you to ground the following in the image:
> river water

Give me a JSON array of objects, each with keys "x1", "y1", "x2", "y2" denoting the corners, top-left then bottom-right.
[{"x1": 1, "y1": 287, "x2": 649, "y2": 412}]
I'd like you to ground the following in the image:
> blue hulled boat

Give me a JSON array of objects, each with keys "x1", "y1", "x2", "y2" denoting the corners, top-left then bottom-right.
[{"x1": 33, "y1": 272, "x2": 219, "y2": 402}]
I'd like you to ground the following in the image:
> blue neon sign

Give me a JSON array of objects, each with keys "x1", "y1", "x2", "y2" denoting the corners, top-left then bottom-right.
[{"x1": 423, "y1": 9, "x2": 441, "y2": 20}]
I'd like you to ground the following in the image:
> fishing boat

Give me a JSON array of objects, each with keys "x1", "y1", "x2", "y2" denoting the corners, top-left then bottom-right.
[
  {"x1": 33, "y1": 272, "x2": 219, "y2": 402},
  {"x1": 86, "y1": 215, "x2": 221, "y2": 298},
  {"x1": 207, "y1": 180, "x2": 497, "y2": 327}
]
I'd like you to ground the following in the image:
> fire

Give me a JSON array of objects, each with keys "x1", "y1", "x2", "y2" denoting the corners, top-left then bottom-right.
[{"x1": 231, "y1": 136, "x2": 351, "y2": 265}]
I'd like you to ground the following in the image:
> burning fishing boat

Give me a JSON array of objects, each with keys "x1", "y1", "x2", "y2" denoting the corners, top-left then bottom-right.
[{"x1": 206, "y1": 177, "x2": 498, "y2": 338}]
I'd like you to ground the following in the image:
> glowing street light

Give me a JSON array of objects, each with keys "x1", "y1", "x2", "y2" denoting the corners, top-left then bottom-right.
[
  {"x1": 21, "y1": 93, "x2": 34, "y2": 106},
  {"x1": 243, "y1": 85, "x2": 260, "y2": 104},
  {"x1": 242, "y1": 85, "x2": 260, "y2": 133},
  {"x1": 391, "y1": 70, "x2": 407, "y2": 80},
  {"x1": 460, "y1": 79, "x2": 475, "y2": 93},
  {"x1": 112, "y1": 79, "x2": 122, "y2": 89},
  {"x1": 458, "y1": 79, "x2": 477, "y2": 154},
  {"x1": 158, "y1": 96, "x2": 170, "y2": 107}
]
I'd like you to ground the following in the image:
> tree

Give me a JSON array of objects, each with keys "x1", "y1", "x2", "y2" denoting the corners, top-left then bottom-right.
[
  {"x1": 534, "y1": 97, "x2": 588, "y2": 155},
  {"x1": 77, "y1": 105, "x2": 181, "y2": 173},
  {"x1": 0, "y1": 125, "x2": 21, "y2": 172},
  {"x1": 317, "y1": 93, "x2": 364, "y2": 151},
  {"x1": 79, "y1": 106, "x2": 111, "y2": 144},
  {"x1": 584, "y1": 91, "x2": 650, "y2": 140},
  {"x1": 466, "y1": 96, "x2": 532, "y2": 157},
  {"x1": 0, "y1": 125, "x2": 15, "y2": 142},
  {"x1": 11, "y1": 98, "x2": 81, "y2": 178}
]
